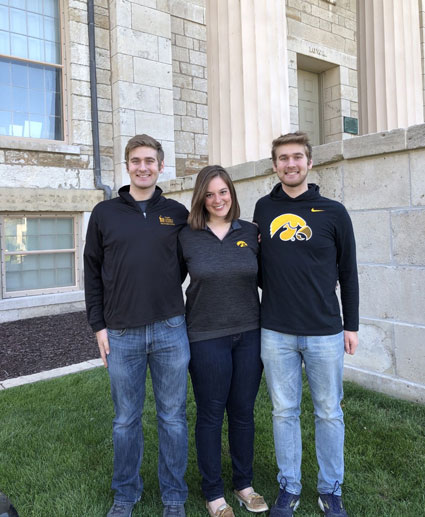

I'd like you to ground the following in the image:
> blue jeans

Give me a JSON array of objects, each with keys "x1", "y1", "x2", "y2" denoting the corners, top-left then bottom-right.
[
  {"x1": 261, "y1": 329, "x2": 345, "y2": 496},
  {"x1": 107, "y1": 315, "x2": 190, "y2": 505},
  {"x1": 189, "y1": 329, "x2": 263, "y2": 501}
]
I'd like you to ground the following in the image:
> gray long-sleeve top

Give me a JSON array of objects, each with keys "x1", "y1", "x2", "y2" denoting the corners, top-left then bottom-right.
[{"x1": 179, "y1": 220, "x2": 260, "y2": 343}]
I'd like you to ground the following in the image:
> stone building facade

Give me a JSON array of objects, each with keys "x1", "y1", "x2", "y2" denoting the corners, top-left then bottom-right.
[{"x1": 0, "y1": 0, "x2": 424, "y2": 402}]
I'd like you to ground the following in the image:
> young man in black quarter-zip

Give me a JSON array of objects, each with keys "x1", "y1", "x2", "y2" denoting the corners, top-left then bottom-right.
[
  {"x1": 84, "y1": 135, "x2": 189, "y2": 517},
  {"x1": 253, "y1": 132, "x2": 359, "y2": 517}
]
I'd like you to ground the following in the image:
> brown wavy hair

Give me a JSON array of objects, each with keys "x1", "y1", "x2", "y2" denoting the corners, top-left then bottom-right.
[
  {"x1": 271, "y1": 131, "x2": 313, "y2": 165},
  {"x1": 188, "y1": 165, "x2": 240, "y2": 230}
]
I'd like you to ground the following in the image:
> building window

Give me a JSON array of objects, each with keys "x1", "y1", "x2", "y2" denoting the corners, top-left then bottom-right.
[
  {"x1": 1, "y1": 215, "x2": 78, "y2": 297},
  {"x1": 0, "y1": 0, "x2": 63, "y2": 140}
]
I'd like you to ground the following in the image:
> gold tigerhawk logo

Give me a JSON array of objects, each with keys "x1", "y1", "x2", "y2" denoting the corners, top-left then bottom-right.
[
  {"x1": 236, "y1": 240, "x2": 248, "y2": 247},
  {"x1": 159, "y1": 215, "x2": 175, "y2": 226},
  {"x1": 270, "y1": 213, "x2": 312, "y2": 242}
]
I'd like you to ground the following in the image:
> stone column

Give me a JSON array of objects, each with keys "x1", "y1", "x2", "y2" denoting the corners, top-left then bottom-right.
[
  {"x1": 207, "y1": 0, "x2": 290, "y2": 167},
  {"x1": 110, "y1": 0, "x2": 176, "y2": 187},
  {"x1": 357, "y1": 0, "x2": 424, "y2": 134}
]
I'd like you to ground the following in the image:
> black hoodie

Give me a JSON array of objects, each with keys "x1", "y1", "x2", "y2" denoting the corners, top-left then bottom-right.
[
  {"x1": 253, "y1": 183, "x2": 359, "y2": 336},
  {"x1": 84, "y1": 185, "x2": 188, "y2": 332}
]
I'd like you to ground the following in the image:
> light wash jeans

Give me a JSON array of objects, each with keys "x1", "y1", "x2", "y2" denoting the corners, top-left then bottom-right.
[
  {"x1": 261, "y1": 328, "x2": 345, "y2": 496},
  {"x1": 107, "y1": 315, "x2": 190, "y2": 506}
]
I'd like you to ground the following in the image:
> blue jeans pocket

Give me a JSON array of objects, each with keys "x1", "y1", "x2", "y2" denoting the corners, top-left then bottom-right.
[
  {"x1": 164, "y1": 315, "x2": 185, "y2": 328},
  {"x1": 107, "y1": 328, "x2": 127, "y2": 337}
]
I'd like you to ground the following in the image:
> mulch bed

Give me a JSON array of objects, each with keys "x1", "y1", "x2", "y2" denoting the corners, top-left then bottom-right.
[{"x1": 0, "y1": 311, "x2": 98, "y2": 382}]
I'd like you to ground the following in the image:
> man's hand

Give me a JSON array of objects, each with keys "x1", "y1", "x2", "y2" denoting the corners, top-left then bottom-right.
[
  {"x1": 96, "y1": 328, "x2": 110, "y2": 368},
  {"x1": 344, "y1": 330, "x2": 358, "y2": 355}
]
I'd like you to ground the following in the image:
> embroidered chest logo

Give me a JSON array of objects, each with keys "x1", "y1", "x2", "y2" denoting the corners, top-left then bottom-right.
[
  {"x1": 270, "y1": 213, "x2": 312, "y2": 242},
  {"x1": 236, "y1": 240, "x2": 248, "y2": 247},
  {"x1": 159, "y1": 215, "x2": 175, "y2": 226}
]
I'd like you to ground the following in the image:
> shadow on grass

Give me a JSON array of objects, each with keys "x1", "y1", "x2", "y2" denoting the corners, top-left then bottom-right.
[{"x1": 0, "y1": 369, "x2": 424, "y2": 516}]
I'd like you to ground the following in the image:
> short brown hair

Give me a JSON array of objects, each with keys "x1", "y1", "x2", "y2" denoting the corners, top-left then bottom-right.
[
  {"x1": 271, "y1": 131, "x2": 312, "y2": 164},
  {"x1": 124, "y1": 134, "x2": 164, "y2": 164},
  {"x1": 188, "y1": 165, "x2": 240, "y2": 230}
]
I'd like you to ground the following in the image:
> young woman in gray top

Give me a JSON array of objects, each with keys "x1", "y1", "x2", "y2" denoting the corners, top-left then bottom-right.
[{"x1": 179, "y1": 166, "x2": 268, "y2": 517}]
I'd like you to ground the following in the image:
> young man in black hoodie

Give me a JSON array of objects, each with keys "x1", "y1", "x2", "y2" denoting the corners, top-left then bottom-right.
[
  {"x1": 84, "y1": 135, "x2": 189, "y2": 517},
  {"x1": 253, "y1": 132, "x2": 359, "y2": 517}
]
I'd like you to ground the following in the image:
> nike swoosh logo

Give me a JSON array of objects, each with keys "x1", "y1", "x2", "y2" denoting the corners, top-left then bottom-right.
[{"x1": 311, "y1": 208, "x2": 324, "y2": 212}]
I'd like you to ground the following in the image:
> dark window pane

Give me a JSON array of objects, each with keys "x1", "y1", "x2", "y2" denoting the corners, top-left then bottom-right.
[{"x1": 47, "y1": 115, "x2": 61, "y2": 140}]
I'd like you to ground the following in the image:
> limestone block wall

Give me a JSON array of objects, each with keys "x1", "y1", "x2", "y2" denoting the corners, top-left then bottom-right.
[
  {"x1": 159, "y1": 124, "x2": 425, "y2": 404},
  {"x1": 0, "y1": 0, "x2": 113, "y2": 194},
  {"x1": 170, "y1": 0, "x2": 208, "y2": 176},
  {"x1": 286, "y1": 0, "x2": 358, "y2": 143}
]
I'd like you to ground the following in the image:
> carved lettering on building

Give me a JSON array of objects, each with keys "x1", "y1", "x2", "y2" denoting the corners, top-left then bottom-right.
[{"x1": 309, "y1": 47, "x2": 327, "y2": 58}]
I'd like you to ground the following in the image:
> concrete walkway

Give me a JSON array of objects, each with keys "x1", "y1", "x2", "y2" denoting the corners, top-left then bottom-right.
[{"x1": 0, "y1": 358, "x2": 103, "y2": 390}]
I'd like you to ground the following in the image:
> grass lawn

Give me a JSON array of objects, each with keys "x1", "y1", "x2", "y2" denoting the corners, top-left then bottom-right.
[{"x1": 0, "y1": 368, "x2": 424, "y2": 517}]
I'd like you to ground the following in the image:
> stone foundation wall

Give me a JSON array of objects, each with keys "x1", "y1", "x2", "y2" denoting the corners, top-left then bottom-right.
[{"x1": 159, "y1": 124, "x2": 425, "y2": 404}]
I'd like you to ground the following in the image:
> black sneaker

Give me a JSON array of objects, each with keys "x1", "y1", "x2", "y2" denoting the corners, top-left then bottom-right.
[
  {"x1": 318, "y1": 493, "x2": 348, "y2": 516},
  {"x1": 106, "y1": 502, "x2": 134, "y2": 517},
  {"x1": 163, "y1": 505, "x2": 186, "y2": 517},
  {"x1": 269, "y1": 488, "x2": 300, "y2": 517},
  {"x1": 0, "y1": 491, "x2": 19, "y2": 517}
]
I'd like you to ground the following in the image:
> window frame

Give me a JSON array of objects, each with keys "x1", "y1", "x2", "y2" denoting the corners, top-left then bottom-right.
[
  {"x1": 0, "y1": 212, "x2": 80, "y2": 299},
  {"x1": 0, "y1": 0, "x2": 69, "y2": 143}
]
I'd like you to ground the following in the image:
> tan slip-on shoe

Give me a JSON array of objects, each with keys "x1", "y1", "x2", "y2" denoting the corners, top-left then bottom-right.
[
  {"x1": 233, "y1": 490, "x2": 269, "y2": 513},
  {"x1": 206, "y1": 501, "x2": 235, "y2": 517}
]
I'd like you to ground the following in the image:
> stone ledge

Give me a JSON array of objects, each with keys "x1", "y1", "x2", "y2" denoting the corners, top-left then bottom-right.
[
  {"x1": 0, "y1": 290, "x2": 85, "y2": 312},
  {"x1": 313, "y1": 140, "x2": 343, "y2": 166},
  {"x1": 343, "y1": 128, "x2": 406, "y2": 159},
  {"x1": 0, "y1": 136, "x2": 81, "y2": 155},
  {"x1": 406, "y1": 124, "x2": 425, "y2": 150}
]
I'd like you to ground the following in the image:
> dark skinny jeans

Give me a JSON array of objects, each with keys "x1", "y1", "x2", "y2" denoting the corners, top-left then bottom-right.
[{"x1": 189, "y1": 328, "x2": 263, "y2": 501}]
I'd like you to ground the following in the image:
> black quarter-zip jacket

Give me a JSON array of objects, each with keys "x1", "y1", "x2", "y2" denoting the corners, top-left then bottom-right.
[
  {"x1": 84, "y1": 185, "x2": 189, "y2": 332},
  {"x1": 253, "y1": 183, "x2": 359, "y2": 336}
]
